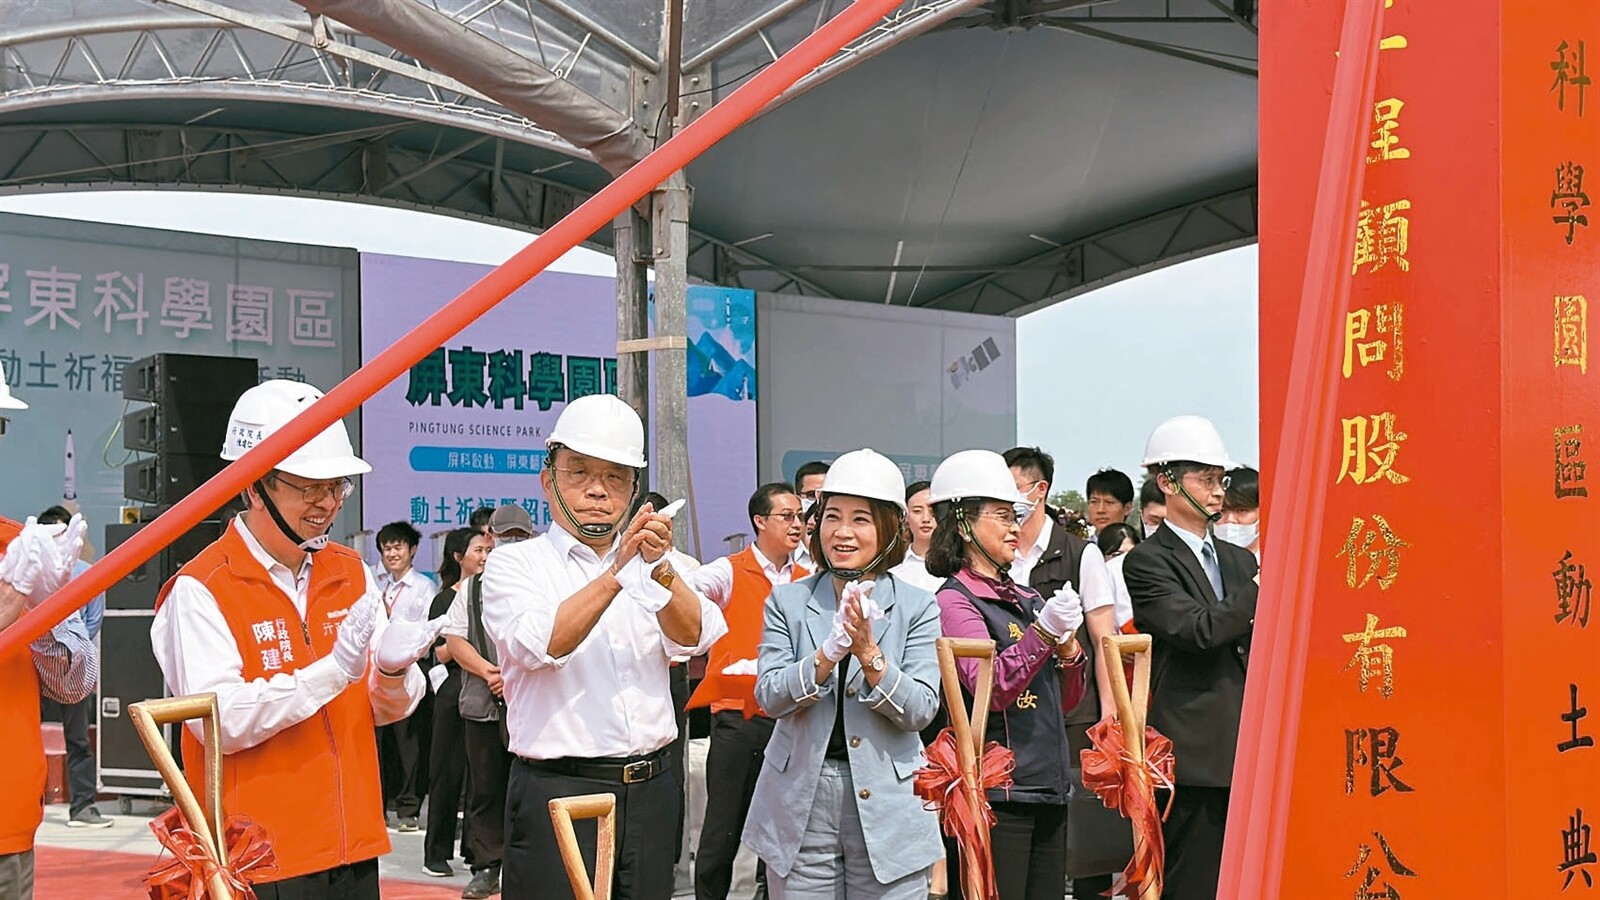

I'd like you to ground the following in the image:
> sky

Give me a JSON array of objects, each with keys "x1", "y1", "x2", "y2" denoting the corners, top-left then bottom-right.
[{"x1": 0, "y1": 191, "x2": 1259, "y2": 493}]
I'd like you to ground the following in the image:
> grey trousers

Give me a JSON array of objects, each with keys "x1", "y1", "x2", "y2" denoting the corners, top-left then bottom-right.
[
  {"x1": 0, "y1": 849, "x2": 34, "y2": 900},
  {"x1": 769, "y1": 760, "x2": 928, "y2": 900}
]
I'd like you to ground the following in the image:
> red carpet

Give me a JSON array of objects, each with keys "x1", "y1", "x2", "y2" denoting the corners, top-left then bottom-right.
[{"x1": 34, "y1": 845, "x2": 466, "y2": 899}]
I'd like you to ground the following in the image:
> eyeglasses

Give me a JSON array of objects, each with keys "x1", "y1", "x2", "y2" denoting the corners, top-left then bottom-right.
[
  {"x1": 268, "y1": 473, "x2": 354, "y2": 505},
  {"x1": 761, "y1": 511, "x2": 803, "y2": 523},
  {"x1": 974, "y1": 510, "x2": 1021, "y2": 528},
  {"x1": 1182, "y1": 472, "x2": 1232, "y2": 492},
  {"x1": 553, "y1": 465, "x2": 634, "y2": 493}
]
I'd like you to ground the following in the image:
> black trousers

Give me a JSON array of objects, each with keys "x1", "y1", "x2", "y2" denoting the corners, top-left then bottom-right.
[
  {"x1": 252, "y1": 860, "x2": 379, "y2": 900},
  {"x1": 60, "y1": 697, "x2": 96, "y2": 816},
  {"x1": 463, "y1": 717, "x2": 512, "y2": 871},
  {"x1": 694, "y1": 711, "x2": 772, "y2": 900},
  {"x1": 946, "y1": 802, "x2": 1067, "y2": 900},
  {"x1": 425, "y1": 669, "x2": 471, "y2": 866},
  {"x1": 377, "y1": 690, "x2": 433, "y2": 818},
  {"x1": 504, "y1": 758, "x2": 680, "y2": 900},
  {"x1": 668, "y1": 663, "x2": 690, "y2": 860},
  {"x1": 1161, "y1": 786, "x2": 1229, "y2": 900}
]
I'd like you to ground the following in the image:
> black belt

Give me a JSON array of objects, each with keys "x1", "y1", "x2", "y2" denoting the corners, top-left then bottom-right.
[{"x1": 518, "y1": 748, "x2": 669, "y2": 785}]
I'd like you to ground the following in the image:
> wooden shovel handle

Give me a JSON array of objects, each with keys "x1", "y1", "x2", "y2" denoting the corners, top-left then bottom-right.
[
  {"x1": 130, "y1": 693, "x2": 234, "y2": 900},
  {"x1": 548, "y1": 793, "x2": 617, "y2": 900}
]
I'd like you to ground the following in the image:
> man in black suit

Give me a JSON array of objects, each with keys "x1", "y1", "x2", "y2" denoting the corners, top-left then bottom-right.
[{"x1": 1123, "y1": 415, "x2": 1257, "y2": 900}]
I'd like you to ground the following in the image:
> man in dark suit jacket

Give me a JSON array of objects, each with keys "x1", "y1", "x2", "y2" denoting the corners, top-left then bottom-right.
[{"x1": 1123, "y1": 415, "x2": 1257, "y2": 900}]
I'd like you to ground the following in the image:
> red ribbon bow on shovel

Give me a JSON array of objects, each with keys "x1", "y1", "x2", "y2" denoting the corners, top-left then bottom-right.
[
  {"x1": 913, "y1": 726, "x2": 1016, "y2": 900},
  {"x1": 146, "y1": 806, "x2": 277, "y2": 900},
  {"x1": 1081, "y1": 717, "x2": 1177, "y2": 900}
]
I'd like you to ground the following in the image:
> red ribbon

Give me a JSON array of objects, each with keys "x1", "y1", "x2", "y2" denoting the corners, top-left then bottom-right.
[
  {"x1": 1080, "y1": 717, "x2": 1176, "y2": 899},
  {"x1": 912, "y1": 726, "x2": 1016, "y2": 900},
  {"x1": 145, "y1": 807, "x2": 278, "y2": 900}
]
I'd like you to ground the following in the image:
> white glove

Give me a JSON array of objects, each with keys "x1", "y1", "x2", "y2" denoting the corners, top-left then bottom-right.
[
  {"x1": 721, "y1": 658, "x2": 758, "y2": 676},
  {"x1": 376, "y1": 590, "x2": 448, "y2": 675},
  {"x1": 331, "y1": 592, "x2": 378, "y2": 680},
  {"x1": 820, "y1": 609, "x2": 852, "y2": 662},
  {"x1": 0, "y1": 515, "x2": 87, "y2": 602},
  {"x1": 616, "y1": 555, "x2": 673, "y2": 613},
  {"x1": 843, "y1": 580, "x2": 883, "y2": 622},
  {"x1": 1036, "y1": 585, "x2": 1085, "y2": 643}
]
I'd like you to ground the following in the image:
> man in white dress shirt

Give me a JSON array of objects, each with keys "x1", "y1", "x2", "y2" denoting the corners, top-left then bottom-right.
[
  {"x1": 480, "y1": 394, "x2": 726, "y2": 900},
  {"x1": 150, "y1": 380, "x2": 436, "y2": 900}
]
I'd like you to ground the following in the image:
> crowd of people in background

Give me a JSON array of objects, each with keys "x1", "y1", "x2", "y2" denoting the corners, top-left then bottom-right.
[{"x1": 0, "y1": 362, "x2": 1266, "y2": 900}]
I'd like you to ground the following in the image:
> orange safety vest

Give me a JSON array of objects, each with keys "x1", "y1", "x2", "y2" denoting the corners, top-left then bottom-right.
[
  {"x1": 0, "y1": 515, "x2": 47, "y2": 855},
  {"x1": 154, "y1": 525, "x2": 389, "y2": 882},
  {"x1": 687, "y1": 547, "x2": 807, "y2": 718}
]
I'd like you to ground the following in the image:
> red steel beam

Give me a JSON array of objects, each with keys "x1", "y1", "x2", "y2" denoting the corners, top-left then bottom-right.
[{"x1": 0, "y1": 0, "x2": 902, "y2": 656}]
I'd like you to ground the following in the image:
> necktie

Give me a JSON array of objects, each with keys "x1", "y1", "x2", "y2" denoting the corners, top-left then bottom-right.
[{"x1": 1201, "y1": 542, "x2": 1225, "y2": 601}]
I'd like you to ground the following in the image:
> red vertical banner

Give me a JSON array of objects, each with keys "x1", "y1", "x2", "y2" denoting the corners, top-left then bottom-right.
[
  {"x1": 1256, "y1": 1, "x2": 1600, "y2": 896},
  {"x1": 1500, "y1": 1, "x2": 1600, "y2": 891}
]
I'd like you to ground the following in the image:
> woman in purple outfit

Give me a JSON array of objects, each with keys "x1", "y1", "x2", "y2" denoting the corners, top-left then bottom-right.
[{"x1": 924, "y1": 450, "x2": 1088, "y2": 900}]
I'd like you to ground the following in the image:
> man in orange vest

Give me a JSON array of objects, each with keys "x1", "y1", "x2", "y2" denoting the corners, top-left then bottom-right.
[
  {"x1": 0, "y1": 367, "x2": 97, "y2": 900},
  {"x1": 686, "y1": 482, "x2": 808, "y2": 900},
  {"x1": 150, "y1": 380, "x2": 440, "y2": 900}
]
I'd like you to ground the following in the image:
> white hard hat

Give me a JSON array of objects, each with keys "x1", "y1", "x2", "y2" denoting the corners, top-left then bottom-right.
[
  {"x1": 1141, "y1": 415, "x2": 1233, "y2": 469},
  {"x1": 929, "y1": 449, "x2": 1025, "y2": 505},
  {"x1": 546, "y1": 394, "x2": 646, "y2": 469},
  {"x1": 0, "y1": 364, "x2": 26, "y2": 411},
  {"x1": 221, "y1": 380, "x2": 371, "y2": 480},
  {"x1": 820, "y1": 449, "x2": 907, "y2": 511}
]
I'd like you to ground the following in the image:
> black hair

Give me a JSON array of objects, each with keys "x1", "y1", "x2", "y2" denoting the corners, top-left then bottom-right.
[
  {"x1": 1225, "y1": 466, "x2": 1260, "y2": 511},
  {"x1": 1140, "y1": 475, "x2": 1165, "y2": 509},
  {"x1": 37, "y1": 505, "x2": 72, "y2": 525},
  {"x1": 924, "y1": 498, "x2": 984, "y2": 579},
  {"x1": 794, "y1": 460, "x2": 831, "y2": 489},
  {"x1": 1085, "y1": 468, "x2": 1134, "y2": 505},
  {"x1": 469, "y1": 506, "x2": 495, "y2": 533},
  {"x1": 1002, "y1": 446, "x2": 1054, "y2": 489},
  {"x1": 376, "y1": 521, "x2": 421, "y2": 548},
  {"x1": 748, "y1": 482, "x2": 797, "y2": 531},
  {"x1": 1096, "y1": 522, "x2": 1142, "y2": 558},
  {"x1": 437, "y1": 527, "x2": 477, "y2": 587},
  {"x1": 905, "y1": 480, "x2": 931, "y2": 503}
]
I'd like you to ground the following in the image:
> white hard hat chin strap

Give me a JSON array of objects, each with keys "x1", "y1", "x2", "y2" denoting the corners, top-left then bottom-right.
[{"x1": 550, "y1": 466, "x2": 634, "y2": 540}]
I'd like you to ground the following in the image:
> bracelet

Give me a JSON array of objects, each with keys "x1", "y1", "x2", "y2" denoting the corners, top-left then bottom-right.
[
  {"x1": 1055, "y1": 648, "x2": 1086, "y2": 669},
  {"x1": 1030, "y1": 620, "x2": 1060, "y2": 645}
]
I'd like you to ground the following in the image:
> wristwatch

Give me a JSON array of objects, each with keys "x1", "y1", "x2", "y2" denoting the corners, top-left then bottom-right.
[
  {"x1": 866, "y1": 653, "x2": 886, "y2": 673},
  {"x1": 651, "y1": 562, "x2": 676, "y2": 590}
]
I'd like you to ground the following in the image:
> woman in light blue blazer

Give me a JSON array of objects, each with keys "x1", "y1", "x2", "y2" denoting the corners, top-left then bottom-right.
[{"x1": 743, "y1": 449, "x2": 944, "y2": 899}]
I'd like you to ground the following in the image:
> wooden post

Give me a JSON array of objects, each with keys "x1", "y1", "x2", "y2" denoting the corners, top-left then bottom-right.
[
  {"x1": 1102, "y1": 634, "x2": 1159, "y2": 900},
  {"x1": 548, "y1": 793, "x2": 618, "y2": 900},
  {"x1": 935, "y1": 636, "x2": 996, "y2": 900},
  {"x1": 129, "y1": 693, "x2": 234, "y2": 900}
]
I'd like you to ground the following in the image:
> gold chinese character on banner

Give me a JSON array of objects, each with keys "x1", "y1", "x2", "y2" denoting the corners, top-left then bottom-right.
[
  {"x1": 1345, "y1": 831, "x2": 1420, "y2": 899},
  {"x1": 1367, "y1": 98, "x2": 1411, "y2": 164},
  {"x1": 1556, "y1": 295, "x2": 1588, "y2": 372},
  {"x1": 1552, "y1": 162, "x2": 1591, "y2": 245},
  {"x1": 1342, "y1": 613, "x2": 1408, "y2": 698},
  {"x1": 1337, "y1": 514, "x2": 1410, "y2": 591},
  {"x1": 1353, "y1": 200, "x2": 1412, "y2": 275},
  {"x1": 1556, "y1": 424, "x2": 1589, "y2": 500},
  {"x1": 1552, "y1": 39, "x2": 1591, "y2": 117},
  {"x1": 1343, "y1": 304, "x2": 1405, "y2": 381},
  {"x1": 1338, "y1": 413, "x2": 1410, "y2": 486}
]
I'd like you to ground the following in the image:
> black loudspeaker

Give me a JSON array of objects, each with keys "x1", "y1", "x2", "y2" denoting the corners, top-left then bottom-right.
[
  {"x1": 121, "y1": 353, "x2": 258, "y2": 505},
  {"x1": 122, "y1": 353, "x2": 259, "y2": 405},
  {"x1": 97, "y1": 612, "x2": 182, "y2": 795},
  {"x1": 103, "y1": 519, "x2": 225, "y2": 610}
]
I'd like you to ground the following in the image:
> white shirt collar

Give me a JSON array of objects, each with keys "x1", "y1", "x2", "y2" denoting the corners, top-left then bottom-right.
[
  {"x1": 546, "y1": 518, "x2": 620, "y2": 567},
  {"x1": 1163, "y1": 519, "x2": 1216, "y2": 562},
  {"x1": 1021, "y1": 515, "x2": 1053, "y2": 564},
  {"x1": 749, "y1": 543, "x2": 798, "y2": 577}
]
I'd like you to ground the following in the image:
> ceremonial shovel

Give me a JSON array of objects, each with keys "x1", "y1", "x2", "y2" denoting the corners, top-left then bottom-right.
[
  {"x1": 1102, "y1": 634, "x2": 1160, "y2": 900},
  {"x1": 130, "y1": 694, "x2": 236, "y2": 900},
  {"x1": 935, "y1": 637, "x2": 998, "y2": 900},
  {"x1": 548, "y1": 793, "x2": 618, "y2": 900}
]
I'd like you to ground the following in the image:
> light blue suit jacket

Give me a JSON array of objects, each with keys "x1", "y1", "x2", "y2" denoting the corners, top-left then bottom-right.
[{"x1": 742, "y1": 572, "x2": 943, "y2": 884}]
